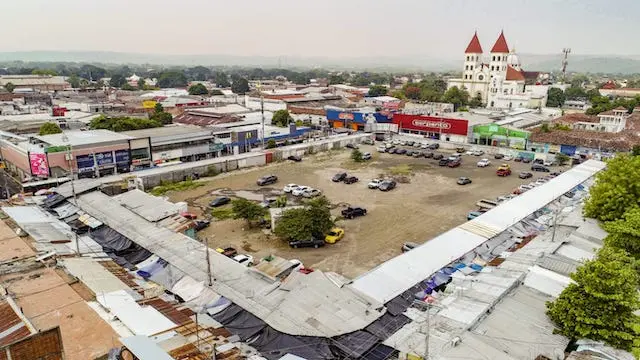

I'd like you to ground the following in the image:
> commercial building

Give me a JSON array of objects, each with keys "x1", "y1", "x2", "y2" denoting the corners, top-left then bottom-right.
[
  {"x1": 326, "y1": 108, "x2": 392, "y2": 131},
  {"x1": 471, "y1": 123, "x2": 530, "y2": 148},
  {"x1": 391, "y1": 113, "x2": 474, "y2": 142},
  {"x1": 0, "y1": 75, "x2": 70, "y2": 92}
]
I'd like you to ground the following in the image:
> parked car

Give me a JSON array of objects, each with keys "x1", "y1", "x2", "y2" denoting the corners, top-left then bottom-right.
[
  {"x1": 533, "y1": 158, "x2": 544, "y2": 165},
  {"x1": 325, "y1": 228, "x2": 345, "y2": 244},
  {"x1": 433, "y1": 153, "x2": 444, "y2": 160},
  {"x1": 503, "y1": 155, "x2": 514, "y2": 161},
  {"x1": 412, "y1": 152, "x2": 422, "y2": 158},
  {"x1": 332, "y1": 172, "x2": 347, "y2": 182},
  {"x1": 287, "y1": 155, "x2": 302, "y2": 162},
  {"x1": 494, "y1": 153, "x2": 504, "y2": 159},
  {"x1": 216, "y1": 247, "x2": 237, "y2": 257},
  {"x1": 438, "y1": 158, "x2": 449, "y2": 166},
  {"x1": 496, "y1": 164, "x2": 511, "y2": 177},
  {"x1": 421, "y1": 143, "x2": 430, "y2": 149},
  {"x1": 345, "y1": 143, "x2": 359, "y2": 149},
  {"x1": 180, "y1": 211, "x2": 197, "y2": 220},
  {"x1": 302, "y1": 188, "x2": 322, "y2": 198},
  {"x1": 522, "y1": 158, "x2": 532, "y2": 163},
  {"x1": 405, "y1": 150, "x2": 414, "y2": 156},
  {"x1": 385, "y1": 142, "x2": 395, "y2": 149},
  {"x1": 289, "y1": 238, "x2": 326, "y2": 249},
  {"x1": 233, "y1": 254, "x2": 254, "y2": 267},
  {"x1": 257, "y1": 174, "x2": 278, "y2": 186},
  {"x1": 405, "y1": 140, "x2": 415, "y2": 146},
  {"x1": 477, "y1": 158, "x2": 491, "y2": 167},
  {"x1": 402, "y1": 242, "x2": 419, "y2": 252},
  {"x1": 368, "y1": 179, "x2": 383, "y2": 189},
  {"x1": 343, "y1": 176, "x2": 359, "y2": 184},
  {"x1": 428, "y1": 143, "x2": 440, "y2": 150},
  {"x1": 377, "y1": 146, "x2": 386, "y2": 153},
  {"x1": 471, "y1": 149, "x2": 485, "y2": 156},
  {"x1": 543, "y1": 160, "x2": 554, "y2": 166},
  {"x1": 293, "y1": 186, "x2": 312, "y2": 196},
  {"x1": 550, "y1": 171, "x2": 562, "y2": 177},
  {"x1": 519, "y1": 184, "x2": 535, "y2": 192},
  {"x1": 519, "y1": 172, "x2": 533, "y2": 179},
  {"x1": 283, "y1": 183, "x2": 299, "y2": 193},
  {"x1": 531, "y1": 164, "x2": 550, "y2": 172},
  {"x1": 193, "y1": 219, "x2": 211, "y2": 231},
  {"x1": 378, "y1": 179, "x2": 397, "y2": 191},
  {"x1": 448, "y1": 158, "x2": 461, "y2": 167},
  {"x1": 455, "y1": 147, "x2": 466, "y2": 153},
  {"x1": 341, "y1": 206, "x2": 367, "y2": 219},
  {"x1": 260, "y1": 198, "x2": 277, "y2": 208},
  {"x1": 396, "y1": 148, "x2": 407, "y2": 155},
  {"x1": 387, "y1": 148, "x2": 397, "y2": 154},
  {"x1": 467, "y1": 211, "x2": 482, "y2": 220},
  {"x1": 209, "y1": 196, "x2": 231, "y2": 207},
  {"x1": 361, "y1": 138, "x2": 374, "y2": 145},
  {"x1": 514, "y1": 156, "x2": 523, "y2": 162},
  {"x1": 457, "y1": 177, "x2": 472, "y2": 185}
]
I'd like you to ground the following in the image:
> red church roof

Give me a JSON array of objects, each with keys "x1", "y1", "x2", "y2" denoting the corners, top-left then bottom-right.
[
  {"x1": 506, "y1": 66, "x2": 525, "y2": 81},
  {"x1": 491, "y1": 31, "x2": 510, "y2": 53},
  {"x1": 465, "y1": 32, "x2": 483, "y2": 54}
]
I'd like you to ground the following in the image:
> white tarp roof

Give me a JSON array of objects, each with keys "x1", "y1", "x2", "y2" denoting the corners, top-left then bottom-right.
[{"x1": 97, "y1": 290, "x2": 176, "y2": 336}]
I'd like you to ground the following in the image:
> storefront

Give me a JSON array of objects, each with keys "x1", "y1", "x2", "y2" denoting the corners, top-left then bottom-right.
[
  {"x1": 472, "y1": 124, "x2": 529, "y2": 149},
  {"x1": 326, "y1": 110, "x2": 392, "y2": 131},
  {"x1": 391, "y1": 114, "x2": 469, "y2": 143}
]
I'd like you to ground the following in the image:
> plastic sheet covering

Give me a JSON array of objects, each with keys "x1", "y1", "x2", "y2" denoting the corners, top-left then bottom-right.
[
  {"x1": 171, "y1": 276, "x2": 205, "y2": 302},
  {"x1": 137, "y1": 259, "x2": 168, "y2": 279},
  {"x1": 42, "y1": 194, "x2": 66, "y2": 209},
  {"x1": 364, "y1": 312, "x2": 411, "y2": 340},
  {"x1": 184, "y1": 287, "x2": 221, "y2": 311},
  {"x1": 251, "y1": 327, "x2": 333, "y2": 360},
  {"x1": 360, "y1": 344, "x2": 397, "y2": 360},
  {"x1": 206, "y1": 297, "x2": 232, "y2": 316},
  {"x1": 212, "y1": 304, "x2": 266, "y2": 341},
  {"x1": 212, "y1": 303, "x2": 245, "y2": 324},
  {"x1": 89, "y1": 226, "x2": 152, "y2": 268},
  {"x1": 149, "y1": 264, "x2": 186, "y2": 290},
  {"x1": 386, "y1": 283, "x2": 427, "y2": 316},
  {"x1": 90, "y1": 226, "x2": 133, "y2": 251},
  {"x1": 331, "y1": 330, "x2": 379, "y2": 358}
]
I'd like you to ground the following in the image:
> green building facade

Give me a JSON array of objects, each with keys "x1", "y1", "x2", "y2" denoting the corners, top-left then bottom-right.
[{"x1": 472, "y1": 124, "x2": 530, "y2": 150}]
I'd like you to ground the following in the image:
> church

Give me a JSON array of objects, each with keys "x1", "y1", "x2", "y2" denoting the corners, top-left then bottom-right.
[{"x1": 447, "y1": 31, "x2": 549, "y2": 110}]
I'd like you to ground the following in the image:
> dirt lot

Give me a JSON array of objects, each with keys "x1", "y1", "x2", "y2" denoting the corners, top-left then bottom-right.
[{"x1": 167, "y1": 145, "x2": 570, "y2": 279}]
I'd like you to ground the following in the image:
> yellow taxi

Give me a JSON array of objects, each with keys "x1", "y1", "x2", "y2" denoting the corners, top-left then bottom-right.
[{"x1": 325, "y1": 228, "x2": 345, "y2": 244}]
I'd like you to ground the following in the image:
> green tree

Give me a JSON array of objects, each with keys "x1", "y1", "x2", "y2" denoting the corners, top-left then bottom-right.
[
  {"x1": 109, "y1": 74, "x2": 126, "y2": 88},
  {"x1": 442, "y1": 86, "x2": 469, "y2": 111},
  {"x1": 274, "y1": 195, "x2": 287, "y2": 208},
  {"x1": 31, "y1": 69, "x2": 57, "y2": 76},
  {"x1": 67, "y1": 74, "x2": 81, "y2": 89},
  {"x1": 266, "y1": 139, "x2": 277, "y2": 149},
  {"x1": 351, "y1": 149, "x2": 363, "y2": 162},
  {"x1": 231, "y1": 198, "x2": 267, "y2": 227},
  {"x1": 4, "y1": 82, "x2": 15, "y2": 93},
  {"x1": 603, "y1": 208, "x2": 640, "y2": 260},
  {"x1": 555, "y1": 152, "x2": 570, "y2": 166},
  {"x1": 89, "y1": 115, "x2": 162, "y2": 132},
  {"x1": 564, "y1": 85, "x2": 587, "y2": 100},
  {"x1": 137, "y1": 78, "x2": 146, "y2": 90},
  {"x1": 540, "y1": 123, "x2": 551, "y2": 133},
  {"x1": 209, "y1": 89, "x2": 224, "y2": 96},
  {"x1": 154, "y1": 103, "x2": 164, "y2": 114},
  {"x1": 121, "y1": 83, "x2": 136, "y2": 91},
  {"x1": 272, "y1": 110, "x2": 292, "y2": 127},
  {"x1": 188, "y1": 83, "x2": 209, "y2": 95},
  {"x1": 546, "y1": 247, "x2": 640, "y2": 351},
  {"x1": 150, "y1": 111, "x2": 173, "y2": 125},
  {"x1": 157, "y1": 71, "x2": 188, "y2": 88},
  {"x1": 213, "y1": 72, "x2": 230, "y2": 88},
  {"x1": 274, "y1": 196, "x2": 333, "y2": 240},
  {"x1": 584, "y1": 154, "x2": 640, "y2": 221},
  {"x1": 38, "y1": 122, "x2": 63, "y2": 136},
  {"x1": 231, "y1": 76, "x2": 250, "y2": 94},
  {"x1": 404, "y1": 86, "x2": 421, "y2": 100},
  {"x1": 632, "y1": 145, "x2": 640, "y2": 156},
  {"x1": 468, "y1": 93, "x2": 483, "y2": 108},
  {"x1": 546, "y1": 87, "x2": 566, "y2": 107},
  {"x1": 368, "y1": 85, "x2": 388, "y2": 97}
]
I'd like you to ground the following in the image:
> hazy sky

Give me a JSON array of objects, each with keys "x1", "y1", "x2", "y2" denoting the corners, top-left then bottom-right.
[{"x1": 4, "y1": 0, "x2": 639, "y2": 58}]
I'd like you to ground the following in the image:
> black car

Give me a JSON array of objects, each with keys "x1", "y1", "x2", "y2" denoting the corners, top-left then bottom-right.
[
  {"x1": 433, "y1": 153, "x2": 444, "y2": 160},
  {"x1": 519, "y1": 171, "x2": 533, "y2": 179},
  {"x1": 571, "y1": 157, "x2": 582, "y2": 165},
  {"x1": 412, "y1": 152, "x2": 422, "y2": 158},
  {"x1": 522, "y1": 158, "x2": 532, "y2": 163},
  {"x1": 387, "y1": 148, "x2": 396, "y2": 154},
  {"x1": 289, "y1": 238, "x2": 326, "y2": 249},
  {"x1": 438, "y1": 158, "x2": 449, "y2": 166},
  {"x1": 405, "y1": 150, "x2": 414, "y2": 156},
  {"x1": 533, "y1": 158, "x2": 544, "y2": 165},
  {"x1": 332, "y1": 172, "x2": 347, "y2": 182},
  {"x1": 514, "y1": 157, "x2": 523, "y2": 162},
  {"x1": 345, "y1": 143, "x2": 359, "y2": 149},
  {"x1": 428, "y1": 143, "x2": 440, "y2": 150},
  {"x1": 378, "y1": 179, "x2": 397, "y2": 191},
  {"x1": 343, "y1": 176, "x2": 359, "y2": 184},
  {"x1": 531, "y1": 164, "x2": 550, "y2": 172},
  {"x1": 341, "y1": 206, "x2": 367, "y2": 219},
  {"x1": 396, "y1": 149, "x2": 407, "y2": 155},
  {"x1": 287, "y1": 155, "x2": 302, "y2": 162},
  {"x1": 405, "y1": 140, "x2": 415, "y2": 146},
  {"x1": 423, "y1": 151, "x2": 433, "y2": 158},
  {"x1": 193, "y1": 220, "x2": 211, "y2": 231},
  {"x1": 494, "y1": 153, "x2": 504, "y2": 159},
  {"x1": 550, "y1": 171, "x2": 562, "y2": 177},
  {"x1": 257, "y1": 174, "x2": 278, "y2": 186},
  {"x1": 209, "y1": 196, "x2": 231, "y2": 207}
]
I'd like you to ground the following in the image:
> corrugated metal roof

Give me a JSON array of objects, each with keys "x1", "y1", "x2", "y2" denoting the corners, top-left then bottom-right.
[
  {"x1": 523, "y1": 265, "x2": 573, "y2": 297},
  {"x1": 60, "y1": 258, "x2": 133, "y2": 295},
  {"x1": 120, "y1": 335, "x2": 175, "y2": 360},
  {"x1": 0, "y1": 301, "x2": 32, "y2": 347},
  {"x1": 114, "y1": 190, "x2": 181, "y2": 222}
]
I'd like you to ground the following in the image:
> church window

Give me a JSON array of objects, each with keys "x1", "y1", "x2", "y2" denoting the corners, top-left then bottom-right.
[
  {"x1": 465, "y1": 65, "x2": 468, "y2": 70},
  {"x1": 478, "y1": 75, "x2": 484, "y2": 81},
  {"x1": 470, "y1": 66, "x2": 473, "y2": 70},
  {"x1": 492, "y1": 56, "x2": 496, "y2": 61}
]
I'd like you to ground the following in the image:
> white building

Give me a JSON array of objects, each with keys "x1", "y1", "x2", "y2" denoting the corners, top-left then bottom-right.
[{"x1": 447, "y1": 31, "x2": 549, "y2": 110}]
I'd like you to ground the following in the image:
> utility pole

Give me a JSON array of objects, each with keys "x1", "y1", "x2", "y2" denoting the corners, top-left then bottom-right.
[
  {"x1": 413, "y1": 299, "x2": 437, "y2": 360},
  {"x1": 551, "y1": 209, "x2": 559, "y2": 242},
  {"x1": 561, "y1": 48, "x2": 571, "y2": 83},
  {"x1": 63, "y1": 135, "x2": 80, "y2": 255},
  {"x1": 205, "y1": 237, "x2": 213, "y2": 286}
]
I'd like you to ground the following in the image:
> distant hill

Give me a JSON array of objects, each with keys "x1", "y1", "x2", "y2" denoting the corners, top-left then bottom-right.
[{"x1": 0, "y1": 51, "x2": 638, "y2": 74}]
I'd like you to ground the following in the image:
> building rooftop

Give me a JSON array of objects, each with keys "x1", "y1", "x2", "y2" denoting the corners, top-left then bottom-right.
[
  {"x1": 35, "y1": 130, "x2": 133, "y2": 147},
  {"x1": 121, "y1": 124, "x2": 223, "y2": 140}
]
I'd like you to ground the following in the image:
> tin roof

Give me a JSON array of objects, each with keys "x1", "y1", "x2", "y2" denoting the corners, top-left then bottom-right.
[{"x1": 0, "y1": 300, "x2": 32, "y2": 347}]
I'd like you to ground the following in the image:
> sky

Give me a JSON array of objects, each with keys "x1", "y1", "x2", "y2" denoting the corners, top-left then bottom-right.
[{"x1": 3, "y1": 0, "x2": 639, "y2": 59}]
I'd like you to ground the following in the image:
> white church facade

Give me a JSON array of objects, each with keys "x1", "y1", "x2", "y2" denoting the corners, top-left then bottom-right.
[{"x1": 447, "y1": 31, "x2": 549, "y2": 110}]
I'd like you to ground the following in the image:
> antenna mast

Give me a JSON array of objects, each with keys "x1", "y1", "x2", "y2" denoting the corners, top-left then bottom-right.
[{"x1": 561, "y1": 48, "x2": 571, "y2": 83}]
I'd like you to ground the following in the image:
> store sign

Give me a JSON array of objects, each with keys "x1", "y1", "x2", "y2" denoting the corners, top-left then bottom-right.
[
  {"x1": 29, "y1": 153, "x2": 49, "y2": 177},
  {"x1": 115, "y1": 150, "x2": 130, "y2": 163},
  {"x1": 76, "y1": 154, "x2": 95, "y2": 171},
  {"x1": 95, "y1": 152, "x2": 114, "y2": 166},
  {"x1": 338, "y1": 112, "x2": 355, "y2": 120},
  {"x1": 209, "y1": 143, "x2": 224, "y2": 152},
  {"x1": 411, "y1": 120, "x2": 452, "y2": 130}
]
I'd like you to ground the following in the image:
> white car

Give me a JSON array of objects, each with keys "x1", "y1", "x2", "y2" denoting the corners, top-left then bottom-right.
[
  {"x1": 477, "y1": 158, "x2": 491, "y2": 167},
  {"x1": 302, "y1": 188, "x2": 321, "y2": 198},
  {"x1": 543, "y1": 160, "x2": 554, "y2": 166},
  {"x1": 368, "y1": 179, "x2": 383, "y2": 189},
  {"x1": 283, "y1": 184, "x2": 299, "y2": 193},
  {"x1": 413, "y1": 142, "x2": 422, "y2": 148},
  {"x1": 503, "y1": 155, "x2": 514, "y2": 161},
  {"x1": 420, "y1": 143, "x2": 429, "y2": 149},
  {"x1": 385, "y1": 143, "x2": 395, "y2": 149},
  {"x1": 233, "y1": 254, "x2": 254, "y2": 267},
  {"x1": 292, "y1": 186, "x2": 311, "y2": 196},
  {"x1": 392, "y1": 139, "x2": 400, "y2": 145},
  {"x1": 377, "y1": 146, "x2": 386, "y2": 153}
]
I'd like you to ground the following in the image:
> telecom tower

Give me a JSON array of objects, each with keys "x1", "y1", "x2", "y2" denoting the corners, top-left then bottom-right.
[{"x1": 561, "y1": 48, "x2": 571, "y2": 83}]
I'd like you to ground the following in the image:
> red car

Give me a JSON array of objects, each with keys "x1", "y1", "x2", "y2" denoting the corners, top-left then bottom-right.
[{"x1": 447, "y1": 159, "x2": 461, "y2": 168}]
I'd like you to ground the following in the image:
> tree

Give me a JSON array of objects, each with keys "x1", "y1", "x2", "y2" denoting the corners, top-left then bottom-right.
[
  {"x1": 272, "y1": 110, "x2": 292, "y2": 127},
  {"x1": 157, "y1": 71, "x2": 188, "y2": 88},
  {"x1": 584, "y1": 154, "x2": 640, "y2": 221},
  {"x1": 274, "y1": 195, "x2": 287, "y2": 208},
  {"x1": 468, "y1": 93, "x2": 483, "y2": 108},
  {"x1": 442, "y1": 86, "x2": 469, "y2": 111},
  {"x1": 632, "y1": 145, "x2": 640, "y2": 156},
  {"x1": 150, "y1": 103, "x2": 172, "y2": 124},
  {"x1": 266, "y1": 139, "x2": 277, "y2": 149},
  {"x1": 154, "y1": 103, "x2": 164, "y2": 114},
  {"x1": 213, "y1": 72, "x2": 230, "y2": 88},
  {"x1": 231, "y1": 76, "x2": 250, "y2": 94},
  {"x1": 89, "y1": 115, "x2": 162, "y2": 132},
  {"x1": 121, "y1": 83, "x2": 136, "y2": 91},
  {"x1": 4, "y1": 82, "x2": 15, "y2": 93},
  {"x1": 67, "y1": 74, "x2": 81, "y2": 89},
  {"x1": 555, "y1": 152, "x2": 570, "y2": 166},
  {"x1": 603, "y1": 208, "x2": 640, "y2": 261},
  {"x1": 404, "y1": 86, "x2": 421, "y2": 100},
  {"x1": 209, "y1": 89, "x2": 224, "y2": 96},
  {"x1": 546, "y1": 247, "x2": 640, "y2": 351},
  {"x1": 188, "y1": 83, "x2": 209, "y2": 95},
  {"x1": 564, "y1": 85, "x2": 587, "y2": 100},
  {"x1": 274, "y1": 196, "x2": 333, "y2": 240},
  {"x1": 368, "y1": 85, "x2": 388, "y2": 97},
  {"x1": 38, "y1": 122, "x2": 62, "y2": 136},
  {"x1": 351, "y1": 149, "x2": 364, "y2": 162},
  {"x1": 31, "y1": 69, "x2": 57, "y2": 76},
  {"x1": 137, "y1": 78, "x2": 146, "y2": 90},
  {"x1": 231, "y1": 198, "x2": 267, "y2": 227},
  {"x1": 546, "y1": 87, "x2": 566, "y2": 107},
  {"x1": 328, "y1": 74, "x2": 347, "y2": 85},
  {"x1": 109, "y1": 73, "x2": 126, "y2": 88}
]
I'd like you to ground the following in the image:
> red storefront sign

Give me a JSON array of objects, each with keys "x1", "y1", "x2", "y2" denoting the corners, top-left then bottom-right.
[
  {"x1": 392, "y1": 114, "x2": 468, "y2": 136},
  {"x1": 338, "y1": 112, "x2": 355, "y2": 120}
]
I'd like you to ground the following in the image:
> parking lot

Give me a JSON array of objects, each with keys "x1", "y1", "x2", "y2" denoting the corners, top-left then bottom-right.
[{"x1": 167, "y1": 142, "x2": 570, "y2": 279}]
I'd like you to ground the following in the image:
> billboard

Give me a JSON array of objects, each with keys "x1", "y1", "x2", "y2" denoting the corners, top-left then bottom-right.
[
  {"x1": 115, "y1": 150, "x2": 130, "y2": 163},
  {"x1": 142, "y1": 100, "x2": 157, "y2": 109},
  {"x1": 29, "y1": 153, "x2": 49, "y2": 177},
  {"x1": 392, "y1": 114, "x2": 469, "y2": 136}
]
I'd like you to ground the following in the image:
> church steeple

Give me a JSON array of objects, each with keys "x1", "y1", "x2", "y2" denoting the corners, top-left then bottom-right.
[
  {"x1": 490, "y1": 30, "x2": 510, "y2": 53},
  {"x1": 465, "y1": 31, "x2": 483, "y2": 54}
]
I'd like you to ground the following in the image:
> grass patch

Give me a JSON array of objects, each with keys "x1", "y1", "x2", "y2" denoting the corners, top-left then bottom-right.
[
  {"x1": 149, "y1": 179, "x2": 204, "y2": 196},
  {"x1": 387, "y1": 164, "x2": 413, "y2": 176},
  {"x1": 211, "y1": 207, "x2": 234, "y2": 220}
]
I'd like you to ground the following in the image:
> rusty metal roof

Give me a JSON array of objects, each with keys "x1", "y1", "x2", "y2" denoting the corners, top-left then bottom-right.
[{"x1": 0, "y1": 300, "x2": 32, "y2": 347}]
